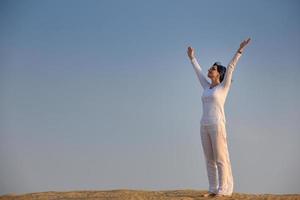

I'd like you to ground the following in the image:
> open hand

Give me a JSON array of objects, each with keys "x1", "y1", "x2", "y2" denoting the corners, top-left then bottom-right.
[
  {"x1": 187, "y1": 46, "x2": 195, "y2": 60},
  {"x1": 239, "y1": 37, "x2": 251, "y2": 52}
]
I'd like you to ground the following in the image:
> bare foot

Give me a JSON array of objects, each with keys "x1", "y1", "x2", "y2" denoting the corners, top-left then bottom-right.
[{"x1": 201, "y1": 192, "x2": 216, "y2": 197}]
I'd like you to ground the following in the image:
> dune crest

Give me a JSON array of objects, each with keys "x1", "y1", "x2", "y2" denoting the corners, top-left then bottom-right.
[{"x1": 1, "y1": 189, "x2": 299, "y2": 200}]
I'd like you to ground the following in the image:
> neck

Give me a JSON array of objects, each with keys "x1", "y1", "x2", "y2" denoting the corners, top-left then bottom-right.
[{"x1": 210, "y1": 79, "x2": 220, "y2": 87}]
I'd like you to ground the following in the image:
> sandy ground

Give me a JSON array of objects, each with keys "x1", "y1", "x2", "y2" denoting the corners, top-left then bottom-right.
[{"x1": 1, "y1": 189, "x2": 299, "y2": 200}]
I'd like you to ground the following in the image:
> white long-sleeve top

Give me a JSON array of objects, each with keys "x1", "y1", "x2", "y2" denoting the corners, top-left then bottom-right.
[{"x1": 191, "y1": 52, "x2": 242, "y2": 125}]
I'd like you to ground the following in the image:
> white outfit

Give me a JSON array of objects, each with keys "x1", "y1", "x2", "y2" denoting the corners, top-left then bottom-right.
[{"x1": 190, "y1": 52, "x2": 242, "y2": 195}]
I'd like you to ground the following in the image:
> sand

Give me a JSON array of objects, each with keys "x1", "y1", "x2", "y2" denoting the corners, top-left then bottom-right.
[{"x1": 1, "y1": 189, "x2": 299, "y2": 200}]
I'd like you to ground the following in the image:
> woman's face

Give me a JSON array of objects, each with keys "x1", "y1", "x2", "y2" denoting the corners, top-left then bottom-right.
[{"x1": 207, "y1": 65, "x2": 220, "y2": 80}]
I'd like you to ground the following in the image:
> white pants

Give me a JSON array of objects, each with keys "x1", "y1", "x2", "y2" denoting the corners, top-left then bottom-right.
[{"x1": 200, "y1": 121, "x2": 233, "y2": 195}]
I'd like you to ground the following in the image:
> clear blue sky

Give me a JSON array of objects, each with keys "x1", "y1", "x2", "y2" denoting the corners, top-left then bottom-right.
[{"x1": 1, "y1": 0, "x2": 300, "y2": 195}]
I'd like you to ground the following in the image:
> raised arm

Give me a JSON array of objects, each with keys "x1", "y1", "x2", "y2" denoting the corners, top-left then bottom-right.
[
  {"x1": 187, "y1": 46, "x2": 210, "y2": 89},
  {"x1": 221, "y1": 51, "x2": 242, "y2": 90},
  {"x1": 221, "y1": 38, "x2": 251, "y2": 90}
]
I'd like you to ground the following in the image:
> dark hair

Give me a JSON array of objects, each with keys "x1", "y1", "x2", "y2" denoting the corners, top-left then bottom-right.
[{"x1": 213, "y1": 62, "x2": 233, "y2": 83}]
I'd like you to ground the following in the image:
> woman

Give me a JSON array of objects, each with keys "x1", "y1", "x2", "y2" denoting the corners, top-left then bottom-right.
[{"x1": 187, "y1": 38, "x2": 251, "y2": 197}]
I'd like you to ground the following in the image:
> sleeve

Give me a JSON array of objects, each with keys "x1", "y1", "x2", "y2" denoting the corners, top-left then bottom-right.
[
  {"x1": 190, "y1": 57, "x2": 210, "y2": 89},
  {"x1": 220, "y1": 51, "x2": 242, "y2": 90}
]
